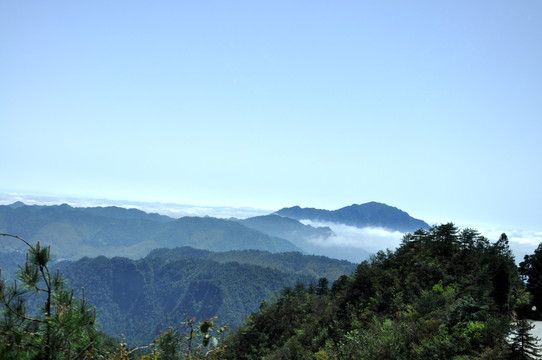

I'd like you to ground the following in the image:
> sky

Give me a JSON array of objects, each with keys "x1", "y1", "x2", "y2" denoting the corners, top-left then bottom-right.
[{"x1": 1, "y1": 1, "x2": 541, "y2": 245}]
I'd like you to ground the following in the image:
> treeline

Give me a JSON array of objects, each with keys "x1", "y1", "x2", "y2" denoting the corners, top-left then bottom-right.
[
  {"x1": 3, "y1": 224, "x2": 542, "y2": 359},
  {"x1": 223, "y1": 224, "x2": 537, "y2": 359}
]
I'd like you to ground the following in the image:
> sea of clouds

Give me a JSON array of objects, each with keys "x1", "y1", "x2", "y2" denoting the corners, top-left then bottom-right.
[{"x1": 300, "y1": 219, "x2": 404, "y2": 255}]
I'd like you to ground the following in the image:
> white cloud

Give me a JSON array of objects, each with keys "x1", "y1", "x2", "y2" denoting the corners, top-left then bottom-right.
[
  {"x1": 507, "y1": 232, "x2": 542, "y2": 263},
  {"x1": 300, "y1": 219, "x2": 404, "y2": 254}
]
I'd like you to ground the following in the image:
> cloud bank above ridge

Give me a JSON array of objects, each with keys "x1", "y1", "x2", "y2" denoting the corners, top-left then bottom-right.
[{"x1": 300, "y1": 219, "x2": 404, "y2": 254}]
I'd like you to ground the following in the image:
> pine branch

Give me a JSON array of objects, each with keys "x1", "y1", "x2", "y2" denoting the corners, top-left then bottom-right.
[
  {"x1": 0, "y1": 297, "x2": 45, "y2": 324},
  {"x1": 71, "y1": 340, "x2": 94, "y2": 360},
  {"x1": 0, "y1": 233, "x2": 34, "y2": 250}
]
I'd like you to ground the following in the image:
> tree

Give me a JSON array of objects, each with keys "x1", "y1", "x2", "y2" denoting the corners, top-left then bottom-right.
[
  {"x1": 520, "y1": 243, "x2": 542, "y2": 316},
  {"x1": 487, "y1": 233, "x2": 517, "y2": 313},
  {"x1": 509, "y1": 319, "x2": 541, "y2": 359},
  {"x1": 0, "y1": 233, "x2": 100, "y2": 359},
  {"x1": 433, "y1": 222, "x2": 459, "y2": 256},
  {"x1": 316, "y1": 278, "x2": 329, "y2": 296}
]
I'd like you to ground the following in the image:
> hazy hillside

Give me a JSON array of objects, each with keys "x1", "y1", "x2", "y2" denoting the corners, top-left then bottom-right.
[
  {"x1": 237, "y1": 214, "x2": 334, "y2": 242},
  {"x1": 276, "y1": 201, "x2": 430, "y2": 232},
  {"x1": 59, "y1": 246, "x2": 356, "y2": 345},
  {"x1": 236, "y1": 214, "x2": 340, "y2": 253},
  {"x1": 237, "y1": 214, "x2": 374, "y2": 262},
  {"x1": 147, "y1": 246, "x2": 357, "y2": 282},
  {"x1": 0, "y1": 203, "x2": 300, "y2": 259},
  {"x1": 0, "y1": 251, "x2": 25, "y2": 279},
  {"x1": 0, "y1": 201, "x2": 432, "y2": 264}
]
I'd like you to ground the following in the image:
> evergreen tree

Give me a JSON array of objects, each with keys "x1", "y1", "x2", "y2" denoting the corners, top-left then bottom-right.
[
  {"x1": 509, "y1": 319, "x2": 541, "y2": 360},
  {"x1": 316, "y1": 277, "x2": 329, "y2": 296},
  {"x1": 0, "y1": 233, "x2": 100, "y2": 359}
]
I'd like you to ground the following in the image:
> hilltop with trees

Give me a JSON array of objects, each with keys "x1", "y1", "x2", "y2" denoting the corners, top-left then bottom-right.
[{"x1": 223, "y1": 224, "x2": 532, "y2": 359}]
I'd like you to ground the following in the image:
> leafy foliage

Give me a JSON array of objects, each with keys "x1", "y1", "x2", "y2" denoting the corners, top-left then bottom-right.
[{"x1": 223, "y1": 224, "x2": 525, "y2": 359}]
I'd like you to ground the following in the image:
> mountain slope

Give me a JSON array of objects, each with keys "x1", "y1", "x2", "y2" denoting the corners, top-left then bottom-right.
[
  {"x1": 0, "y1": 203, "x2": 300, "y2": 259},
  {"x1": 237, "y1": 214, "x2": 372, "y2": 262},
  {"x1": 147, "y1": 246, "x2": 357, "y2": 282},
  {"x1": 236, "y1": 214, "x2": 333, "y2": 251},
  {"x1": 275, "y1": 201, "x2": 429, "y2": 232},
  {"x1": 238, "y1": 214, "x2": 333, "y2": 241},
  {"x1": 59, "y1": 246, "x2": 356, "y2": 345}
]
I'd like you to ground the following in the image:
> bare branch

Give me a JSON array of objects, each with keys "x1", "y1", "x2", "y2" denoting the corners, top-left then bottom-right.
[{"x1": 0, "y1": 233, "x2": 34, "y2": 250}]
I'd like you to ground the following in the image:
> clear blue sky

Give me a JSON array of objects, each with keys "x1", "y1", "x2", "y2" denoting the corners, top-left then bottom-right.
[{"x1": 1, "y1": 1, "x2": 541, "y2": 233}]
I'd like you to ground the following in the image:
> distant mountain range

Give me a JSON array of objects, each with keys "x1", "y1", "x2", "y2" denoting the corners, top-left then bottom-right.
[
  {"x1": 0, "y1": 201, "x2": 429, "y2": 262},
  {"x1": 0, "y1": 203, "x2": 300, "y2": 259},
  {"x1": 275, "y1": 201, "x2": 429, "y2": 232}
]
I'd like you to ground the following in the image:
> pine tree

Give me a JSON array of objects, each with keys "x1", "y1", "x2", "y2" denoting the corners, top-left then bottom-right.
[
  {"x1": 509, "y1": 319, "x2": 542, "y2": 360},
  {"x1": 0, "y1": 233, "x2": 100, "y2": 359}
]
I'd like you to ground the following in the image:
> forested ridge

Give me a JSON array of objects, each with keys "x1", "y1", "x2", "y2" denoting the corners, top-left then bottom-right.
[
  {"x1": 2, "y1": 224, "x2": 542, "y2": 359},
  {"x1": 146, "y1": 247, "x2": 356, "y2": 282},
  {"x1": 223, "y1": 224, "x2": 538, "y2": 359},
  {"x1": 58, "y1": 247, "x2": 355, "y2": 345}
]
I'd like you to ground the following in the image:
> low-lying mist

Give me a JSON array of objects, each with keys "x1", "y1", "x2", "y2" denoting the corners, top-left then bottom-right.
[
  {"x1": 299, "y1": 219, "x2": 404, "y2": 263},
  {"x1": 301, "y1": 220, "x2": 542, "y2": 265}
]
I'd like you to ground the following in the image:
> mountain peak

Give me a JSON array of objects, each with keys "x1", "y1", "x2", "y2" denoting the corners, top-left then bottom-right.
[
  {"x1": 276, "y1": 202, "x2": 429, "y2": 233},
  {"x1": 8, "y1": 201, "x2": 26, "y2": 209}
]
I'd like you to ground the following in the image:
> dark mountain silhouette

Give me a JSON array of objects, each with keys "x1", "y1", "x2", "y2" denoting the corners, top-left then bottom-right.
[{"x1": 275, "y1": 201, "x2": 429, "y2": 232}]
